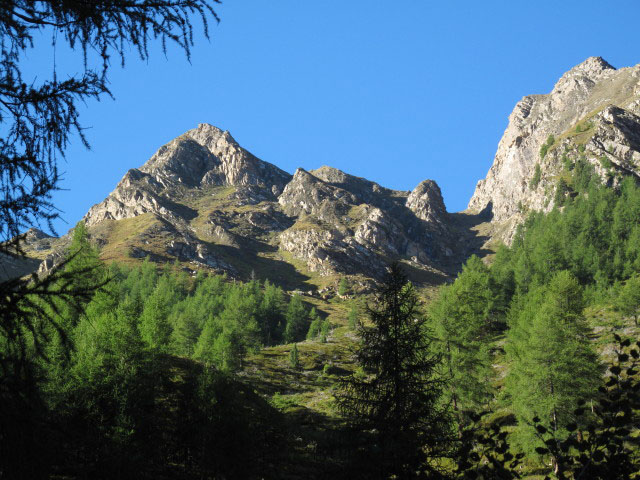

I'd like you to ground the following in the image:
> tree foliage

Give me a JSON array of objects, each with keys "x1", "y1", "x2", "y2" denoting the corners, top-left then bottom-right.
[
  {"x1": 505, "y1": 271, "x2": 602, "y2": 455},
  {"x1": 337, "y1": 263, "x2": 453, "y2": 478},
  {"x1": 0, "y1": 0, "x2": 219, "y2": 247},
  {"x1": 1, "y1": 7, "x2": 221, "y2": 474},
  {"x1": 430, "y1": 255, "x2": 495, "y2": 420}
]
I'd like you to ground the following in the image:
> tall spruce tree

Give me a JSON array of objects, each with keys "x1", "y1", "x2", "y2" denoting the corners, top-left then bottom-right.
[
  {"x1": 139, "y1": 273, "x2": 178, "y2": 352},
  {"x1": 337, "y1": 263, "x2": 452, "y2": 479}
]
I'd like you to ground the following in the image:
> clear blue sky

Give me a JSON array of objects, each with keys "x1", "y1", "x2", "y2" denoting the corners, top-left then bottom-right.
[{"x1": 26, "y1": 1, "x2": 640, "y2": 234}]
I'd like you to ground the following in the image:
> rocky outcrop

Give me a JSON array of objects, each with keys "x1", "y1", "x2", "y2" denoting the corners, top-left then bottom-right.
[
  {"x1": 277, "y1": 168, "x2": 451, "y2": 275},
  {"x1": 185, "y1": 124, "x2": 292, "y2": 193},
  {"x1": 311, "y1": 166, "x2": 405, "y2": 211},
  {"x1": 279, "y1": 227, "x2": 383, "y2": 277},
  {"x1": 84, "y1": 169, "x2": 170, "y2": 226},
  {"x1": 406, "y1": 180, "x2": 448, "y2": 227},
  {"x1": 592, "y1": 106, "x2": 640, "y2": 171},
  {"x1": 13, "y1": 58, "x2": 640, "y2": 284},
  {"x1": 278, "y1": 168, "x2": 358, "y2": 219},
  {"x1": 469, "y1": 57, "x2": 640, "y2": 243}
]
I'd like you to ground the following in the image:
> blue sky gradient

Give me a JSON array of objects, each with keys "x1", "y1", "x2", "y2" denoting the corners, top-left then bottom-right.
[{"x1": 25, "y1": 1, "x2": 640, "y2": 234}]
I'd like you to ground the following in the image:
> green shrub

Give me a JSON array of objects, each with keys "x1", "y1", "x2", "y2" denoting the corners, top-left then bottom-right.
[
  {"x1": 289, "y1": 343, "x2": 300, "y2": 369},
  {"x1": 529, "y1": 163, "x2": 542, "y2": 189},
  {"x1": 539, "y1": 134, "x2": 555, "y2": 159}
]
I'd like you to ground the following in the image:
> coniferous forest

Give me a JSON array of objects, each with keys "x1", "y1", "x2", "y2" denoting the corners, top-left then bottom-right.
[{"x1": 2, "y1": 158, "x2": 640, "y2": 478}]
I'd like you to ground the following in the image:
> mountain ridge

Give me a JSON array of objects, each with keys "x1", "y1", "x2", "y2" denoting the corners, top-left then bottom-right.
[
  {"x1": 56, "y1": 121, "x2": 458, "y2": 290},
  {"x1": 11, "y1": 57, "x2": 640, "y2": 289}
]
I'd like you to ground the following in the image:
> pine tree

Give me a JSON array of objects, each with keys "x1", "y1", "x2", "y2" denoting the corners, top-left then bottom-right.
[
  {"x1": 171, "y1": 309, "x2": 203, "y2": 357},
  {"x1": 58, "y1": 221, "x2": 106, "y2": 327},
  {"x1": 139, "y1": 274, "x2": 177, "y2": 351},
  {"x1": 505, "y1": 271, "x2": 602, "y2": 459},
  {"x1": 260, "y1": 280, "x2": 286, "y2": 345},
  {"x1": 319, "y1": 319, "x2": 330, "y2": 343},
  {"x1": 44, "y1": 222, "x2": 106, "y2": 387},
  {"x1": 337, "y1": 263, "x2": 452, "y2": 478},
  {"x1": 306, "y1": 307, "x2": 322, "y2": 340},
  {"x1": 339, "y1": 277, "x2": 350, "y2": 297},
  {"x1": 193, "y1": 284, "x2": 261, "y2": 371},
  {"x1": 347, "y1": 303, "x2": 360, "y2": 330}
]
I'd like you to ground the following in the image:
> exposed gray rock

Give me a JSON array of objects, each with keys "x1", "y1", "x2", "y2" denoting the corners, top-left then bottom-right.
[
  {"x1": 278, "y1": 168, "x2": 358, "y2": 219},
  {"x1": 85, "y1": 123, "x2": 292, "y2": 227},
  {"x1": 469, "y1": 57, "x2": 640, "y2": 243},
  {"x1": 279, "y1": 227, "x2": 384, "y2": 277},
  {"x1": 185, "y1": 124, "x2": 291, "y2": 191},
  {"x1": 29, "y1": 122, "x2": 452, "y2": 282},
  {"x1": 406, "y1": 180, "x2": 448, "y2": 227}
]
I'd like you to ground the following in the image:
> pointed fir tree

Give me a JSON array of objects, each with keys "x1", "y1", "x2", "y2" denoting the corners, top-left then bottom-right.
[
  {"x1": 284, "y1": 295, "x2": 308, "y2": 343},
  {"x1": 347, "y1": 302, "x2": 360, "y2": 330},
  {"x1": 138, "y1": 274, "x2": 177, "y2": 352},
  {"x1": 306, "y1": 307, "x2": 322, "y2": 340},
  {"x1": 338, "y1": 277, "x2": 350, "y2": 297},
  {"x1": 259, "y1": 280, "x2": 286, "y2": 345},
  {"x1": 289, "y1": 343, "x2": 300, "y2": 370},
  {"x1": 319, "y1": 319, "x2": 330, "y2": 343},
  {"x1": 337, "y1": 263, "x2": 453, "y2": 478}
]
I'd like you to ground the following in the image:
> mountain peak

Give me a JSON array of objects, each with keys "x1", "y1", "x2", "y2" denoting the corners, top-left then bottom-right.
[
  {"x1": 575, "y1": 56, "x2": 614, "y2": 72},
  {"x1": 188, "y1": 123, "x2": 238, "y2": 148},
  {"x1": 555, "y1": 56, "x2": 616, "y2": 87},
  {"x1": 469, "y1": 57, "x2": 640, "y2": 244}
]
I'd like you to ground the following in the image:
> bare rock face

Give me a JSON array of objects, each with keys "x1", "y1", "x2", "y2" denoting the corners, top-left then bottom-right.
[
  {"x1": 278, "y1": 168, "x2": 358, "y2": 219},
  {"x1": 469, "y1": 57, "x2": 640, "y2": 243},
  {"x1": 84, "y1": 169, "x2": 168, "y2": 226},
  {"x1": 406, "y1": 180, "x2": 447, "y2": 227},
  {"x1": 277, "y1": 167, "x2": 451, "y2": 276},
  {"x1": 279, "y1": 228, "x2": 381, "y2": 277},
  {"x1": 185, "y1": 124, "x2": 291, "y2": 192},
  {"x1": 85, "y1": 124, "x2": 292, "y2": 227}
]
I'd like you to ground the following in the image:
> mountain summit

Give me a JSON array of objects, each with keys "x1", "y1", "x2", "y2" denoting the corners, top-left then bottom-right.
[{"x1": 469, "y1": 57, "x2": 640, "y2": 242}]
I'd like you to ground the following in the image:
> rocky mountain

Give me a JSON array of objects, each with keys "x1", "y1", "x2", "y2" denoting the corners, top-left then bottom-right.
[
  {"x1": 22, "y1": 123, "x2": 454, "y2": 289},
  {"x1": 11, "y1": 57, "x2": 640, "y2": 287},
  {"x1": 469, "y1": 56, "x2": 640, "y2": 243}
]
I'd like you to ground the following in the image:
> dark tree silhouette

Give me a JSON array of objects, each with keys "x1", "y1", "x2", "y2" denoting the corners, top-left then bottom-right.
[
  {"x1": 337, "y1": 262, "x2": 453, "y2": 479},
  {"x1": 0, "y1": 3, "x2": 220, "y2": 477}
]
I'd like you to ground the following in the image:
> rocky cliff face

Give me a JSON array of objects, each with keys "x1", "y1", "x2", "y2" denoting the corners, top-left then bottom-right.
[
  {"x1": 85, "y1": 124, "x2": 291, "y2": 227},
  {"x1": 469, "y1": 57, "x2": 640, "y2": 242}
]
